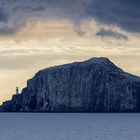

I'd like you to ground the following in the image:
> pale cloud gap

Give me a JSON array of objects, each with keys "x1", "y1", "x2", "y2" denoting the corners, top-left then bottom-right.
[
  {"x1": 0, "y1": 19, "x2": 139, "y2": 70},
  {"x1": 0, "y1": 44, "x2": 140, "y2": 70}
]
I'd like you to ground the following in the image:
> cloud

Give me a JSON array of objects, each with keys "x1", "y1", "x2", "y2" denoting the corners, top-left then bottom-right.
[
  {"x1": 86, "y1": 0, "x2": 140, "y2": 33},
  {"x1": 0, "y1": 0, "x2": 140, "y2": 35},
  {"x1": 0, "y1": 28, "x2": 15, "y2": 35},
  {"x1": 96, "y1": 28, "x2": 128, "y2": 40},
  {"x1": 0, "y1": 0, "x2": 89, "y2": 35},
  {"x1": 0, "y1": 7, "x2": 8, "y2": 22},
  {"x1": 12, "y1": 6, "x2": 45, "y2": 12}
]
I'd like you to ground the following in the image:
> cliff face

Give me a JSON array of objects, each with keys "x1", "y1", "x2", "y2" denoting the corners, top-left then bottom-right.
[{"x1": 1, "y1": 57, "x2": 140, "y2": 112}]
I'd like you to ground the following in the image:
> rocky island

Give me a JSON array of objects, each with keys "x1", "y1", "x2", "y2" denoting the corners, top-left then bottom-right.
[{"x1": 1, "y1": 57, "x2": 140, "y2": 112}]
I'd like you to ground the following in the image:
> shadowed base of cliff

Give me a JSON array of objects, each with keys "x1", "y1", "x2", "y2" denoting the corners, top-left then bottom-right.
[{"x1": 1, "y1": 57, "x2": 140, "y2": 112}]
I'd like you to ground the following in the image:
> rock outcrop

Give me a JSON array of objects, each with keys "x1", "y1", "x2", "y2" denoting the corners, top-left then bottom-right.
[{"x1": 1, "y1": 57, "x2": 140, "y2": 112}]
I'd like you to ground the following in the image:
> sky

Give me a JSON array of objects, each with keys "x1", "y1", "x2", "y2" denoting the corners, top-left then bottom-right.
[{"x1": 0, "y1": 0, "x2": 140, "y2": 104}]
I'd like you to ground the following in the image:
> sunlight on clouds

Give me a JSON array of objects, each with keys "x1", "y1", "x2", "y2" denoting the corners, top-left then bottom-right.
[{"x1": 0, "y1": 19, "x2": 140, "y2": 104}]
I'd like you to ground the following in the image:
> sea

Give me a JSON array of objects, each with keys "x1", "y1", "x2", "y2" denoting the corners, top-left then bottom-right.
[{"x1": 0, "y1": 113, "x2": 140, "y2": 140}]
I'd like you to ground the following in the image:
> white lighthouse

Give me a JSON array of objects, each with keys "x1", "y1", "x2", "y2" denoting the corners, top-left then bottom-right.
[{"x1": 16, "y1": 87, "x2": 19, "y2": 95}]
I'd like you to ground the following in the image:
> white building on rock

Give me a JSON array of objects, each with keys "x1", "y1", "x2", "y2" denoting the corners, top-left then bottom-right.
[{"x1": 16, "y1": 87, "x2": 19, "y2": 95}]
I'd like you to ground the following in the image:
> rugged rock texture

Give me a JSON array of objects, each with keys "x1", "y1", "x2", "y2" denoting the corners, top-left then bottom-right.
[{"x1": 1, "y1": 57, "x2": 140, "y2": 112}]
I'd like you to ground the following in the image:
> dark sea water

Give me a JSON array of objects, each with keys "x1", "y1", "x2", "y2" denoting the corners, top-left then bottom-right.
[{"x1": 0, "y1": 113, "x2": 140, "y2": 140}]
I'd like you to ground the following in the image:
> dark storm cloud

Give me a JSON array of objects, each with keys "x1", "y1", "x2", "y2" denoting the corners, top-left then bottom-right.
[
  {"x1": 0, "y1": 0, "x2": 140, "y2": 35},
  {"x1": 12, "y1": 6, "x2": 45, "y2": 12},
  {"x1": 0, "y1": 0, "x2": 89, "y2": 35},
  {"x1": 96, "y1": 28, "x2": 128, "y2": 40},
  {"x1": 86, "y1": 0, "x2": 140, "y2": 33},
  {"x1": 0, "y1": 28, "x2": 16, "y2": 35},
  {"x1": 0, "y1": 7, "x2": 8, "y2": 22}
]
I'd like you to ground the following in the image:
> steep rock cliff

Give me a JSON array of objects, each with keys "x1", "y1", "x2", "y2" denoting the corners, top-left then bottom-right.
[{"x1": 1, "y1": 57, "x2": 140, "y2": 112}]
